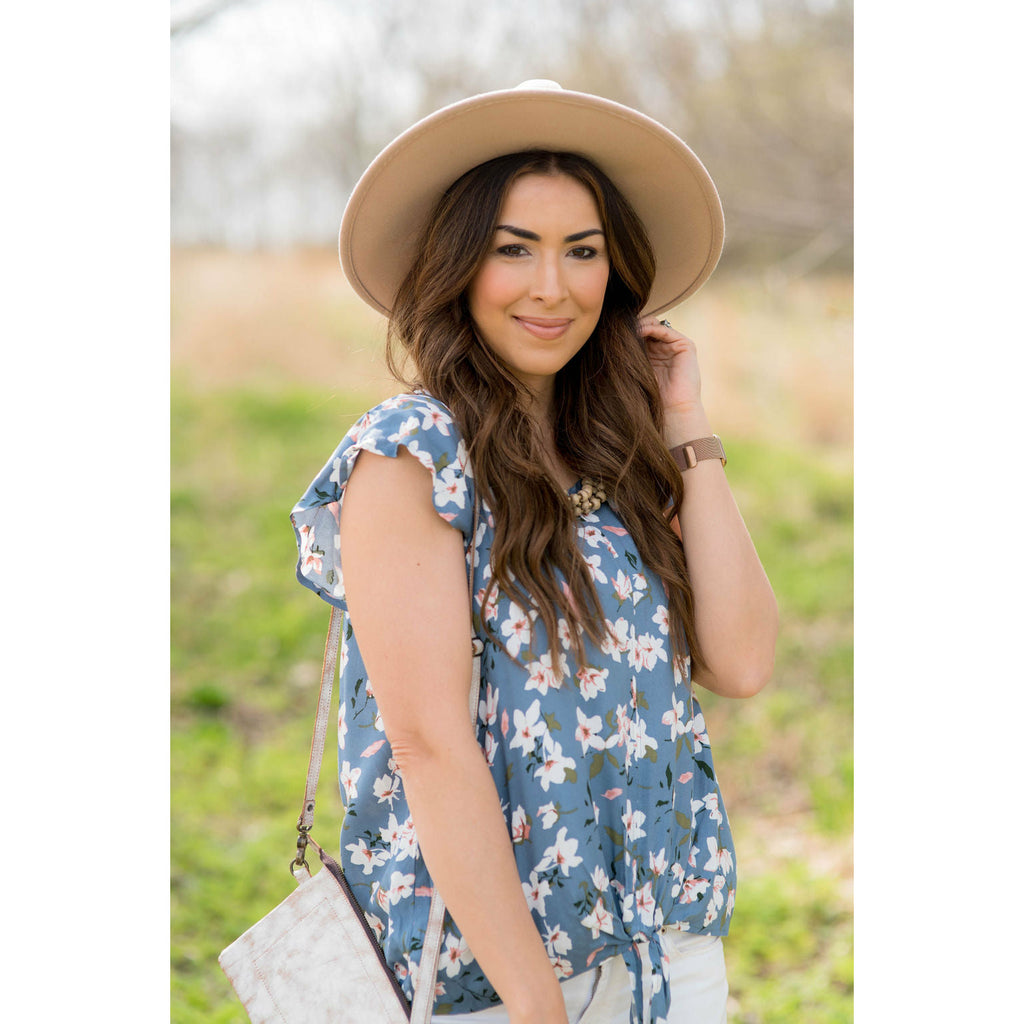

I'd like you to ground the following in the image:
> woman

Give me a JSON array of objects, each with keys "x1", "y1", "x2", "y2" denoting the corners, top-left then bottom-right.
[{"x1": 292, "y1": 81, "x2": 777, "y2": 1024}]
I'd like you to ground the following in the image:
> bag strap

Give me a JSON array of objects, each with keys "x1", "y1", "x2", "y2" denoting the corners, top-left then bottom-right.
[{"x1": 293, "y1": 496, "x2": 483, "y2": 1021}]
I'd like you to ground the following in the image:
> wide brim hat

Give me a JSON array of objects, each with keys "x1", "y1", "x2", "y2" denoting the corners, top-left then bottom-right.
[{"x1": 339, "y1": 80, "x2": 724, "y2": 317}]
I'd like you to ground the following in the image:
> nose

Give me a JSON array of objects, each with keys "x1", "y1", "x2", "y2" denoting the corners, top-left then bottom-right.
[{"x1": 529, "y1": 254, "x2": 568, "y2": 305}]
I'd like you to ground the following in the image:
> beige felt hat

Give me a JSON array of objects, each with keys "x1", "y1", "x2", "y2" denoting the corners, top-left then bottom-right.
[{"x1": 339, "y1": 80, "x2": 724, "y2": 317}]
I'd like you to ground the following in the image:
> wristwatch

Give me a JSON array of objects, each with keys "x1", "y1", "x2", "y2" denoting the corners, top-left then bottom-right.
[{"x1": 669, "y1": 435, "x2": 727, "y2": 471}]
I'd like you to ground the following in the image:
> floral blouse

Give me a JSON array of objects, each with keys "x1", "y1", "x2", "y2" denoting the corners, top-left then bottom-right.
[{"x1": 291, "y1": 393, "x2": 737, "y2": 1024}]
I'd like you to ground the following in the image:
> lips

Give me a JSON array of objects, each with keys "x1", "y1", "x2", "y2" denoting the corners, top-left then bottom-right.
[{"x1": 514, "y1": 316, "x2": 573, "y2": 340}]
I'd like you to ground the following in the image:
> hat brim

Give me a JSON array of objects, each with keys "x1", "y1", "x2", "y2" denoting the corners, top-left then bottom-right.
[{"x1": 340, "y1": 85, "x2": 724, "y2": 317}]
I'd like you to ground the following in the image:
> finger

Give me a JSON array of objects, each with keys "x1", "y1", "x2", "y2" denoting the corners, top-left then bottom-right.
[{"x1": 638, "y1": 315, "x2": 686, "y2": 340}]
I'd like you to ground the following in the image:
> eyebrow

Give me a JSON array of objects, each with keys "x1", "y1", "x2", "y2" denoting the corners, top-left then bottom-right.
[{"x1": 495, "y1": 224, "x2": 605, "y2": 243}]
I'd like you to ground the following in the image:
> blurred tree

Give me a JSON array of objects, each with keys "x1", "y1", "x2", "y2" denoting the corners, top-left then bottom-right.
[
  {"x1": 553, "y1": 0, "x2": 853, "y2": 270},
  {"x1": 170, "y1": 0, "x2": 851, "y2": 271},
  {"x1": 171, "y1": 0, "x2": 255, "y2": 38}
]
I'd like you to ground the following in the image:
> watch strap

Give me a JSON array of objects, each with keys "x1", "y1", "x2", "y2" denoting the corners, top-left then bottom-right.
[{"x1": 670, "y1": 435, "x2": 727, "y2": 471}]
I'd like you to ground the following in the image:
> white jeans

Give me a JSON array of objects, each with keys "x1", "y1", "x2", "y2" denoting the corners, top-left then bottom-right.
[{"x1": 432, "y1": 931, "x2": 728, "y2": 1024}]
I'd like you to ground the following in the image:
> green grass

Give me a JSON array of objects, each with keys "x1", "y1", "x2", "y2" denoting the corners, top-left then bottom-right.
[{"x1": 171, "y1": 380, "x2": 852, "y2": 1023}]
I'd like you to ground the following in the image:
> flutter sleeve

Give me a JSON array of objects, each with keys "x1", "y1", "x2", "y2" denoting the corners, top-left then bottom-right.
[{"x1": 289, "y1": 392, "x2": 475, "y2": 610}]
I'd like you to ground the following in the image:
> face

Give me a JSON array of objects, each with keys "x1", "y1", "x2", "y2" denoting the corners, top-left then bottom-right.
[{"x1": 468, "y1": 173, "x2": 610, "y2": 400}]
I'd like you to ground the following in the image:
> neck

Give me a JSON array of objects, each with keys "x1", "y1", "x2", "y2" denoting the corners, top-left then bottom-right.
[{"x1": 521, "y1": 376, "x2": 556, "y2": 432}]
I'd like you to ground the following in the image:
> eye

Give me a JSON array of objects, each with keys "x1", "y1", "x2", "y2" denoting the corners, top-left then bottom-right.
[
  {"x1": 568, "y1": 246, "x2": 599, "y2": 260},
  {"x1": 496, "y1": 243, "x2": 530, "y2": 257}
]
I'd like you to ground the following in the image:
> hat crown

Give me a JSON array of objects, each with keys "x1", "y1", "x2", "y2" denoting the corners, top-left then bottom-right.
[{"x1": 514, "y1": 79, "x2": 563, "y2": 92}]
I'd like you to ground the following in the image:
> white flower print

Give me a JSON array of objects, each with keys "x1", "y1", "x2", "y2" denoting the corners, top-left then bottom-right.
[
  {"x1": 619, "y1": 891, "x2": 635, "y2": 924},
  {"x1": 612, "y1": 570, "x2": 633, "y2": 603},
  {"x1": 524, "y1": 651, "x2": 568, "y2": 696},
  {"x1": 710, "y1": 874, "x2": 726, "y2": 910},
  {"x1": 680, "y1": 875, "x2": 710, "y2": 904},
  {"x1": 298, "y1": 525, "x2": 323, "y2": 575},
  {"x1": 420, "y1": 407, "x2": 452, "y2": 436},
  {"x1": 557, "y1": 618, "x2": 581, "y2": 651},
  {"x1": 336, "y1": 629, "x2": 349, "y2": 673},
  {"x1": 440, "y1": 934, "x2": 473, "y2": 977},
  {"x1": 622, "y1": 800, "x2": 648, "y2": 842},
  {"x1": 478, "y1": 584, "x2": 500, "y2": 623},
  {"x1": 500, "y1": 602, "x2": 534, "y2": 658},
  {"x1": 522, "y1": 870, "x2": 552, "y2": 915},
  {"x1": 456, "y1": 436, "x2": 472, "y2": 473},
  {"x1": 600, "y1": 617, "x2": 631, "y2": 661},
  {"x1": 509, "y1": 699, "x2": 546, "y2": 758},
  {"x1": 483, "y1": 730, "x2": 497, "y2": 766},
  {"x1": 631, "y1": 572, "x2": 649, "y2": 605},
  {"x1": 371, "y1": 881, "x2": 390, "y2": 913},
  {"x1": 435, "y1": 464, "x2": 467, "y2": 508},
  {"x1": 685, "y1": 712, "x2": 710, "y2": 754},
  {"x1": 581, "y1": 897, "x2": 616, "y2": 939},
  {"x1": 649, "y1": 848, "x2": 668, "y2": 876},
  {"x1": 478, "y1": 683, "x2": 498, "y2": 727},
  {"x1": 652, "y1": 604, "x2": 670, "y2": 635},
  {"x1": 373, "y1": 773, "x2": 401, "y2": 807},
  {"x1": 576, "y1": 664, "x2": 609, "y2": 701},
  {"x1": 345, "y1": 838, "x2": 386, "y2": 875},
  {"x1": 366, "y1": 911, "x2": 385, "y2": 941},
  {"x1": 609, "y1": 703, "x2": 632, "y2": 754},
  {"x1": 537, "y1": 802, "x2": 559, "y2": 828},
  {"x1": 662, "y1": 698, "x2": 688, "y2": 741},
  {"x1": 511, "y1": 805, "x2": 530, "y2": 843},
  {"x1": 387, "y1": 871, "x2": 416, "y2": 904},
  {"x1": 584, "y1": 553, "x2": 608, "y2": 584},
  {"x1": 629, "y1": 632, "x2": 668, "y2": 672},
  {"x1": 636, "y1": 881, "x2": 656, "y2": 927},
  {"x1": 627, "y1": 715, "x2": 658, "y2": 763},
  {"x1": 673, "y1": 655, "x2": 691, "y2": 687},
  {"x1": 381, "y1": 813, "x2": 419, "y2": 862},
  {"x1": 591, "y1": 865, "x2": 610, "y2": 892},
  {"x1": 339, "y1": 760, "x2": 360, "y2": 801},
  {"x1": 703, "y1": 837, "x2": 734, "y2": 874},
  {"x1": 551, "y1": 957, "x2": 573, "y2": 980},
  {"x1": 543, "y1": 922, "x2": 573, "y2": 957},
  {"x1": 535, "y1": 737, "x2": 576, "y2": 791},
  {"x1": 703, "y1": 792, "x2": 723, "y2": 823},
  {"x1": 575, "y1": 707, "x2": 606, "y2": 754},
  {"x1": 387, "y1": 416, "x2": 420, "y2": 444},
  {"x1": 337, "y1": 703, "x2": 349, "y2": 745},
  {"x1": 536, "y1": 827, "x2": 583, "y2": 876}
]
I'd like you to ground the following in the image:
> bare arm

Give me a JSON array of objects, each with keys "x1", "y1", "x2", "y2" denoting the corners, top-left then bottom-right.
[
  {"x1": 642, "y1": 317, "x2": 779, "y2": 698},
  {"x1": 663, "y1": 404, "x2": 778, "y2": 698},
  {"x1": 339, "y1": 448, "x2": 567, "y2": 1024}
]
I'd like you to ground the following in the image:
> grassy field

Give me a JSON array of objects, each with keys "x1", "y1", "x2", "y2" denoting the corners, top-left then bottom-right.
[{"x1": 170, "y1": 248, "x2": 852, "y2": 1023}]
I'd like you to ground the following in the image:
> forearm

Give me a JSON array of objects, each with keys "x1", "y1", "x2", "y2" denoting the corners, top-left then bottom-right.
[
  {"x1": 392, "y1": 731, "x2": 567, "y2": 1023},
  {"x1": 664, "y1": 404, "x2": 778, "y2": 697}
]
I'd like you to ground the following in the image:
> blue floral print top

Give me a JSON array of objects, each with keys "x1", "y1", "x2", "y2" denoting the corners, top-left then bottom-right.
[{"x1": 291, "y1": 393, "x2": 737, "y2": 1024}]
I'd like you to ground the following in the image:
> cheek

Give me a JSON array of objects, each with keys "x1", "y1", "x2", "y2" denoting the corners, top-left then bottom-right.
[
  {"x1": 577, "y1": 267, "x2": 610, "y2": 315},
  {"x1": 468, "y1": 264, "x2": 517, "y2": 319}
]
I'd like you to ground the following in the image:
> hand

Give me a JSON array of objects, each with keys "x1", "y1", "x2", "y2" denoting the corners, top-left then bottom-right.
[
  {"x1": 639, "y1": 315, "x2": 703, "y2": 418},
  {"x1": 639, "y1": 315, "x2": 712, "y2": 445}
]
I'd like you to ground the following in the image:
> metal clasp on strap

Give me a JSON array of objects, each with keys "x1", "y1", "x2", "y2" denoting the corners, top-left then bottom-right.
[{"x1": 290, "y1": 823, "x2": 313, "y2": 879}]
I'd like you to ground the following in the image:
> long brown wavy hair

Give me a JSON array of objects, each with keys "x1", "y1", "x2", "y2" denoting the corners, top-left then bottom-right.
[{"x1": 387, "y1": 150, "x2": 704, "y2": 676}]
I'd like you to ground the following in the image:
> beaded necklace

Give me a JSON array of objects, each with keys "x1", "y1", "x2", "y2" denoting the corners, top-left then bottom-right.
[{"x1": 570, "y1": 478, "x2": 606, "y2": 517}]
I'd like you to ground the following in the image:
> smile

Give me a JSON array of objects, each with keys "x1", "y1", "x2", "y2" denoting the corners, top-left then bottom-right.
[{"x1": 514, "y1": 316, "x2": 573, "y2": 340}]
